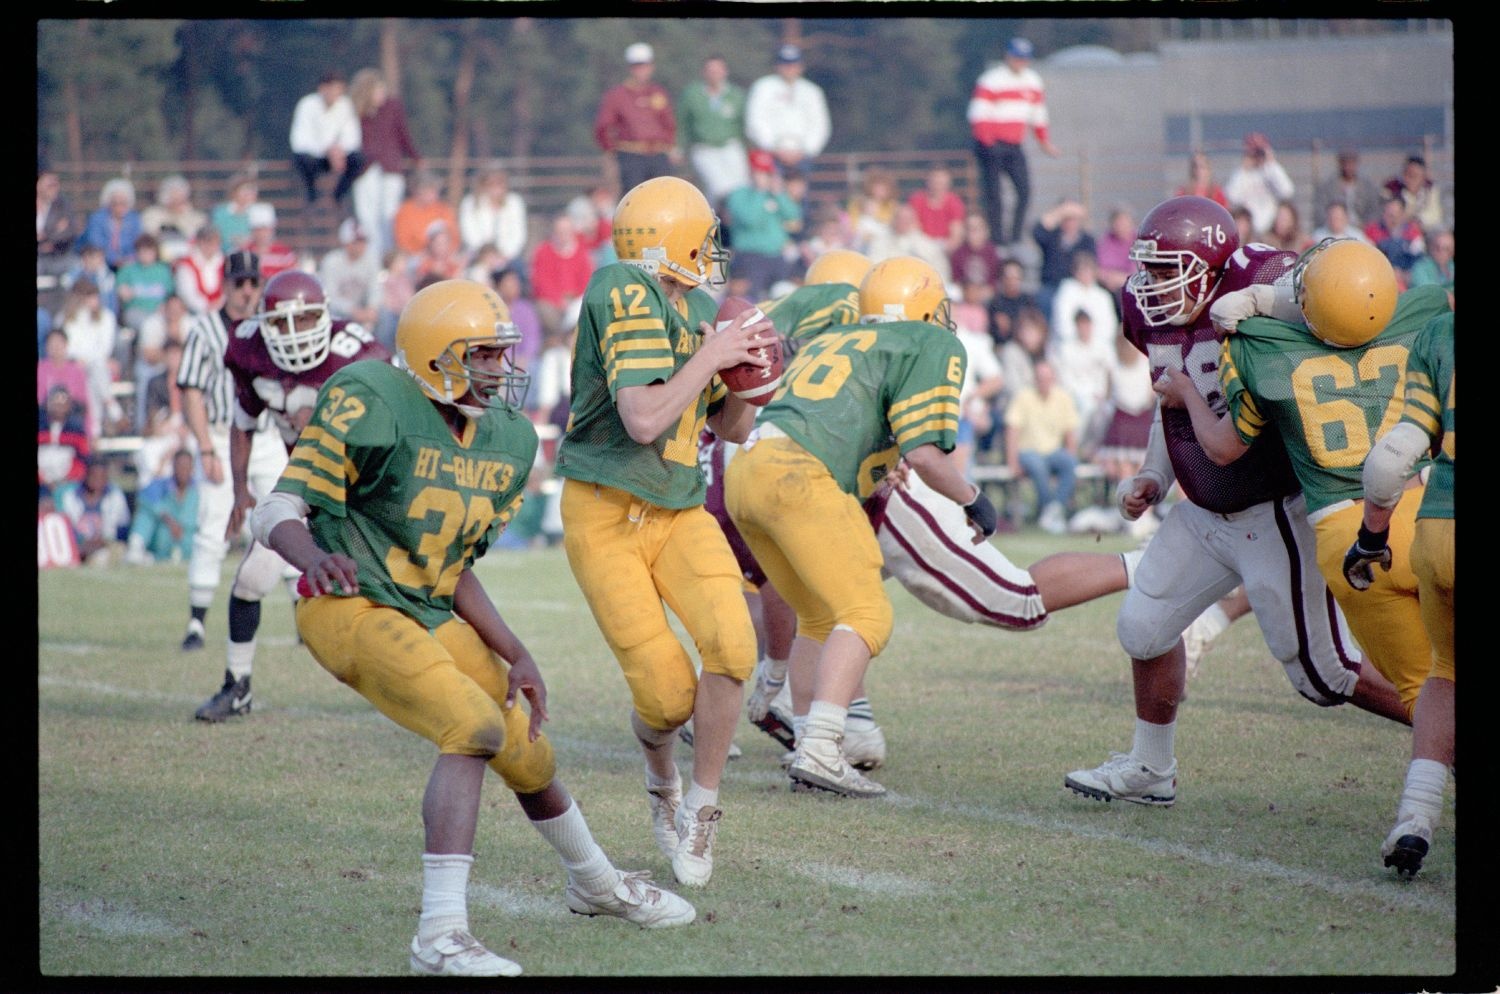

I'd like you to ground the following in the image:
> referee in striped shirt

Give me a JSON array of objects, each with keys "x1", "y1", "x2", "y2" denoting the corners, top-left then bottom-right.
[{"x1": 175, "y1": 249, "x2": 289, "y2": 651}]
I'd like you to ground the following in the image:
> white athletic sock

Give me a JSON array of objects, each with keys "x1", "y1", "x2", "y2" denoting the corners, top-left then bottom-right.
[
  {"x1": 226, "y1": 640, "x2": 256, "y2": 681},
  {"x1": 1131, "y1": 717, "x2": 1176, "y2": 772},
  {"x1": 804, "y1": 701, "x2": 848, "y2": 743},
  {"x1": 531, "y1": 801, "x2": 613, "y2": 890},
  {"x1": 418, "y1": 853, "x2": 472, "y2": 943},
  {"x1": 846, "y1": 697, "x2": 875, "y2": 723},
  {"x1": 1397, "y1": 758, "x2": 1449, "y2": 825},
  {"x1": 791, "y1": 714, "x2": 808, "y2": 744},
  {"x1": 1120, "y1": 548, "x2": 1145, "y2": 588},
  {"x1": 682, "y1": 780, "x2": 719, "y2": 814}
]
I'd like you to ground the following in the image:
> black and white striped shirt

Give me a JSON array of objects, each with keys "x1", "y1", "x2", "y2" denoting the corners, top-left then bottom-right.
[{"x1": 176, "y1": 307, "x2": 235, "y2": 427}]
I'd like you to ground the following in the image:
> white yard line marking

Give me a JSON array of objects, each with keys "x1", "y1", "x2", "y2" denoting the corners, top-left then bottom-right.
[
  {"x1": 47, "y1": 895, "x2": 177, "y2": 937},
  {"x1": 787, "y1": 859, "x2": 940, "y2": 897},
  {"x1": 469, "y1": 883, "x2": 571, "y2": 920}
]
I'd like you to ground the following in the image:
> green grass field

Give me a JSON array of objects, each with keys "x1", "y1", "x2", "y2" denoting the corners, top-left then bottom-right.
[{"x1": 37, "y1": 531, "x2": 1468, "y2": 984}]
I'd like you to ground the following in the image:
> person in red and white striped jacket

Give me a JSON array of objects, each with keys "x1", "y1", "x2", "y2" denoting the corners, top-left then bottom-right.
[{"x1": 966, "y1": 37, "x2": 1061, "y2": 247}]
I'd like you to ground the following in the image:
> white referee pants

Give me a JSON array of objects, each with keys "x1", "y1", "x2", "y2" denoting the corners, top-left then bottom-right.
[{"x1": 187, "y1": 423, "x2": 289, "y2": 607}]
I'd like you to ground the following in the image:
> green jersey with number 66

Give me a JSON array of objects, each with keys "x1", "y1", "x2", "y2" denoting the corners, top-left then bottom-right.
[
  {"x1": 1399, "y1": 311, "x2": 1454, "y2": 520},
  {"x1": 1221, "y1": 284, "x2": 1450, "y2": 514},
  {"x1": 760, "y1": 319, "x2": 966, "y2": 496},
  {"x1": 556, "y1": 262, "x2": 725, "y2": 509},
  {"x1": 275, "y1": 360, "x2": 537, "y2": 631}
]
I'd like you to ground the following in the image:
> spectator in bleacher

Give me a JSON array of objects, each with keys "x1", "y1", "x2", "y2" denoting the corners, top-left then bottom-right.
[
  {"x1": 988, "y1": 257, "x2": 1037, "y2": 348},
  {"x1": 62, "y1": 244, "x2": 118, "y2": 319},
  {"x1": 530, "y1": 213, "x2": 596, "y2": 338},
  {"x1": 55, "y1": 456, "x2": 132, "y2": 567},
  {"x1": 997, "y1": 305, "x2": 1048, "y2": 415},
  {"x1": 952, "y1": 287, "x2": 1005, "y2": 478},
  {"x1": 1313, "y1": 147, "x2": 1383, "y2": 229},
  {"x1": 140, "y1": 174, "x2": 206, "y2": 264},
  {"x1": 562, "y1": 182, "x2": 616, "y2": 267},
  {"x1": 1173, "y1": 150, "x2": 1228, "y2": 209},
  {"x1": 1383, "y1": 154, "x2": 1445, "y2": 234},
  {"x1": 136, "y1": 337, "x2": 193, "y2": 484},
  {"x1": 133, "y1": 293, "x2": 190, "y2": 433},
  {"x1": 865, "y1": 203, "x2": 952, "y2": 284},
  {"x1": 38, "y1": 385, "x2": 92, "y2": 489},
  {"x1": 210, "y1": 174, "x2": 260, "y2": 253},
  {"x1": 1230, "y1": 206, "x2": 1255, "y2": 250},
  {"x1": 1031, "y1": 198, "x2": 1096, "y2": 318},
  {"x1": 594, "y1": 42, "x2": 679, "y2": 196},
  {"x1": 77, "y1": 177, "x2": 142, "y2": 271},
  {"x1": 319, "y1": 218, "x2": 381, "y2": 328},
  {"x1": 1408, "y1": 227, "x2": 1454, "y2": 290},
  {"x1": 967, "y1": 37, "x2": 1059, "y2": 249},
  {"x1": 124, "y1": 448, "x2": 200, "y2": 566},
  {"x1": 1095, "y1": 329, "x2": 1155, "y2": 496},
  {"x1": 723, "y1": 151, "x2": 802, "y2": 301},
  {"x1": 1051, "y1": 307, "x2": 1112, "y2": 452},
  {"x1": 289, "y1": 69, "x2": 364, "y2": 207},
  {"x1": 373, "y1": 247, "x2": 415, "y2": 352},
  {"x1": 1048, "y1": 249, "x2": 1115, "y2": 366},
  {"x1": 38, "y1": 329, "x2": 95, "y2": 442},
  {"x1": 1224, "y1": 132, "x2": 1294, "y2": 237},
  {"x1": 1005, "y1": 356, "x2": 1080, "y2": 535},
  {"x1": 115, "y1": 233, "x2": 175, "y2": 333},
  {"x1": 948, "y1": 213, "x2": 1003, "y2": 303},
  {"x1": 1264, "y1": 200, "x2": 1314, "y2": 254},
  {"x1": 58, "y1": 276, "x2": 126, "y2": 436},
  {"x1": 846, "y1": 167, "x2": 900, "y2": 254},
  {"x1": 37, "y1": 167, "x2": 76, "y2": 260},
  {"x1": 1094, "y1": 207, "x2": 1136, "y2": 297},
  {"x1": 393, "y1": 171, "x2": 458, "y2": 256},
  {"x1": 174, "y1": 224, "x2": 226, "y2": 316},
  {"x1": 745, "y1": 43, "x2": 830, "y2": 186},
  {"x1": 350, "y1": 66, "x2": 421, "y2": 261},
  {"x1": 244, "y1": 203, "x2": 299, "y2": 280},
  {"x1": 411, "y1": 220, "x2": 464, "y2": 283},
  {"x1": 495, "y1": 267, "x2": 544, "y2": 384},
  {"x1": 908, "y1": 166, "x2": 968, "y2": 254},
  {"x1": 1309, "y1": 201, "x2": 1373, "y2": 247},
  {"x1": 459, "y1": 167, "x2": 528, "y2": 274},
  {"x1": 531, "y1": 325, "x2": 575, "y2": 441},
  {"x1": 677, "y1": 53, "x2": 751, "y2": 207},
  {"x1": 1363, "y1": 196, "x2": 1426, "y2": 287}
]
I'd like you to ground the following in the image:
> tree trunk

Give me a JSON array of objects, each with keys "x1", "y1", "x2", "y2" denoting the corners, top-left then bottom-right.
[
  {"x1": 446, "y1": 20, "x2": 480, "y2": 206},
  {"x1": 180, "y1": 23, "x2": 197, "y2": 161},
  {"x1": 511, "y1": 19, "x2": 535, "y2": 161},
  {"x1": 66, "y1": 22, "x2": 86, "y2": 162},
  {"x1": 381, "y1": 19, "x2": 401, "y2": 95}
]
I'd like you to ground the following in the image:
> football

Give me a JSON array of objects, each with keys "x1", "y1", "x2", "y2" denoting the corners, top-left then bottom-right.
[{"x1": 715, "y1": 295, "x2": 784, "y2": 406}]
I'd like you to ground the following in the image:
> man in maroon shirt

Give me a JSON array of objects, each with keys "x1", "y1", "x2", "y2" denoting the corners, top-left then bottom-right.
[{"x1": 594, "y1": 42, "x2": 680, "y2": 197}]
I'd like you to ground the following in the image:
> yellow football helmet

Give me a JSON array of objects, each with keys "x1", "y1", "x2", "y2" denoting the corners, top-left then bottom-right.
[
  {"x1": 395, "y1": 279, "x2": 529, "y2": 410},
  {"x1": 1293, "y1": 238, "x2": 1398, "y2": 348},
  {"x1": 612, "y1": 176, "x2": 729, "y2": 288},
  {"x1": 859, "y1": 256, "x2": 954, "y2": 329},
  {"x1": 805, "y1": 249, "x2": 873, "y2": 288}
]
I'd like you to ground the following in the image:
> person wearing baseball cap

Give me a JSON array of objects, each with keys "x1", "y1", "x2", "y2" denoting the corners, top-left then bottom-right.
[
  {"x1": 967, "y1": 37, "x2": 1061, "y2": 248},
  {"x1": 594, "y1": 41, "x2": 680, "y2": 195},
  {"x1": 745, "y1": 40, "x2": 830, "y2": 185}
]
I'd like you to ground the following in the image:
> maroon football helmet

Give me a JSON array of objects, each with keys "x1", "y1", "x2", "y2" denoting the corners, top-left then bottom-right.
[
  {"x1": 256, "y1": 270, "x2": 332, "y2": 372},
  {"x1": 1126, "y1": 196, "x2": 1240, "y2": 327}
]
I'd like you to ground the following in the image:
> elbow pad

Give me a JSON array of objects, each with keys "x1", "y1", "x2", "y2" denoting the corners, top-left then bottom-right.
[
  {"x1": 1362, "y1": 422, "x2": 1429, "y2": 509},
  {"x1": 251, "y1": 490, "x2": 311, "y2": 548}
]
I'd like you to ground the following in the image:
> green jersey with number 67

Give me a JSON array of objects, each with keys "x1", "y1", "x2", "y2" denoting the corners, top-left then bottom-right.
[
  {"x1": 760, "y1": 319, "x2": 966, "y2": 496},
  {"x1": 275, "y1": 360, "x2": 536, "y2": 631},
  {"x1": 1399, "y1": 312, "x2": 1454, "y2": 520},
  {"x1": 556, "y1": 262, "x2": 725, "y2": 509},
  {"x1": 1221, "y1": 284, "x2": 1450, "y2": 514}
]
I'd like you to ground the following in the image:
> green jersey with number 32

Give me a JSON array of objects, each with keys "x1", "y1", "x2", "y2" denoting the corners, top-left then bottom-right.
[{"x1": 275, "y1": 360, "x2": 537, "y2": 631}]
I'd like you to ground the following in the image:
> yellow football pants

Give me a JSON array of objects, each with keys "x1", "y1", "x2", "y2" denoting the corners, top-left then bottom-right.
[
  {"x1": 1314, "y1": 494, "x2": 1431, "y2": 718},
  {"x1": 1411, "y1": 516, "x2": 1455, "y2": 683},
  {"x1": 561, "y1": 479, "x2": 757, "y2": 731},
  {"x1": 296, "y1": 594, "x2": 556, "y2": 794},
  {"x1": 724, "y1": 436, "x2": 893, "y2": 657}
]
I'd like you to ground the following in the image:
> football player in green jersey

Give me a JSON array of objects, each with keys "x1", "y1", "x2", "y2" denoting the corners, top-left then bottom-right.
[
  {"x1": 554, "y1": 176, "x2": 774, "y2": 889},
  {"x1": 725, "y1": 256, "x2": 999, "y2": 798},
  {"x1": 1345, "y1": 311, "x2": 1454, "y2": 877},
  {"x1": 251, "y1": 280, "x2": 694, "y2": 977}
]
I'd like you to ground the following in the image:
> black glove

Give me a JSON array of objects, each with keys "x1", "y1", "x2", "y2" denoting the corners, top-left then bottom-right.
[
  {"x1": 963, "y1": 488, "x2": 999, "y2": 538},
  {"x1": 1341, "y1": 524, "x2": 1392, "y2": 591}
]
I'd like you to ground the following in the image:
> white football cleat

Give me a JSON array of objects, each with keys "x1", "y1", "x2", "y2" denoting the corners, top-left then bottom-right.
[
  {"x1": 1381, "y1": 812, "x2": 1434, "y2": 878},
  {"x1": 565, "y1": 869, "x2": 696, "y2": 928},
  {"x1": 788, "y1": 735, "x2": 886, "y2": 798},
  {"x1": 1181, "y1": 604, "x2": 1231, "y2": 679},
  {"x1": 409, "y1": 930, "x2": 522, "y2": 977},
  {"x1": 671, "y1": 804, "x2": 722, "y2": 888},
  {"x1": 842, "y1": 719, "x2": 887, "y2": 771},
  {"x1": 646, "y1": 773, "x2": 683, "y2": 860},
  {"x1": 1064, "y1": 751, "x2": 1177, "y2": 806}
]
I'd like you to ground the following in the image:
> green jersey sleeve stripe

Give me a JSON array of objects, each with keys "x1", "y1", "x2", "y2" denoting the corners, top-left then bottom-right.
[
  {"x1": 1400, "y1": 400, "x2": 1442, "y2": 439},
  {"x1": 895, "y1": 415, "x2": 959, "y2": 446},
  {"x1": 889, "y1": 384, "x2": 960, "y2": 417},
  {"x1": 288, "y1": 440, "x2": 345, "y2": 479},
  {"x1": 282, "y1": 463, "x2": 345, "y2": 504},
  {"x1": 300, "y1": 425, "x2": 347, "y2": 458},
  {"x1": 601, "y1": 317, "x2": 668, "y2": 346},
  {"x1": 607, "y1": 356, "x2": 676, "y2": 389},
  {"x1": 890, "y1": 398, "x2": 961, "y2": 432}
]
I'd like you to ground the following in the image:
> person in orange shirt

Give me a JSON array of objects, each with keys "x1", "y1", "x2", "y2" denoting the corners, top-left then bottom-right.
[{"x1": 394, "y1": 172, "x2": 460, "y2": 256}]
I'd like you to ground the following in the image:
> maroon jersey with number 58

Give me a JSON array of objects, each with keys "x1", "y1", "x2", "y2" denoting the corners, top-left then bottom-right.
[
  {"x1": 1122, "y1": 243, "x2": 1301, "y2": 513},
  {"x1": 227, "y1": 319, "x2": 390, "y2": 450}
]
